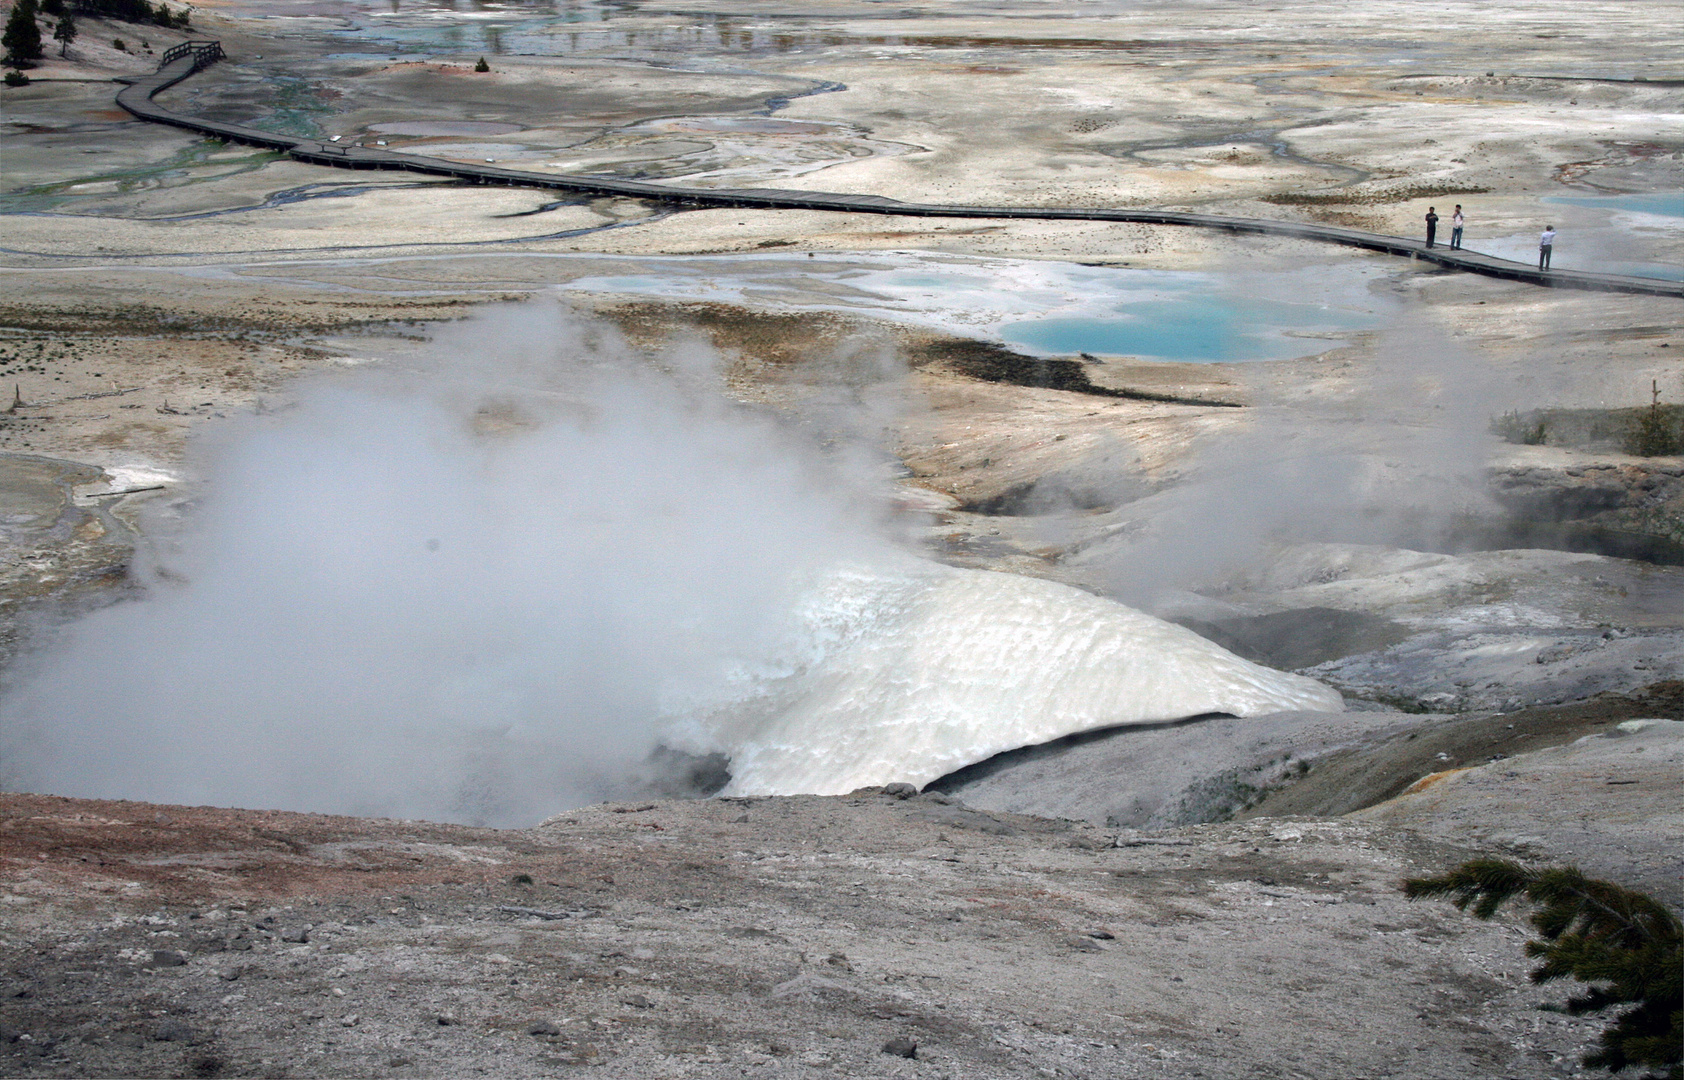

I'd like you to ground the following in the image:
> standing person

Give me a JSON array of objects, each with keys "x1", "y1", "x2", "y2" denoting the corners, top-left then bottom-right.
[
  {"x1": 1450, "y1": 205, "x2": 1465, "y2": 250},
  {"x1": 1424, "y1": 206, "x2": 1439, "y2": 248},
  {"x1": 1539, "y1": 225, "x2": 1556, "y2": 269}
]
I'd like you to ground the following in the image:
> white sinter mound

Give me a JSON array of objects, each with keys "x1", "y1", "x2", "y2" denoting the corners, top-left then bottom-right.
[{"x1": 680, "y1": 560, "x2": 1343, "y2": 796}]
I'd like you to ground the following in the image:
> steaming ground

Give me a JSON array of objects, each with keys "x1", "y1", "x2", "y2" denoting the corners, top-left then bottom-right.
[
  {"x1": 0, "y1": 308, "x2": 870, "y2": 823},
  {"x1": 0, "y1": 307, "x2": 1340, "y2": 824}
]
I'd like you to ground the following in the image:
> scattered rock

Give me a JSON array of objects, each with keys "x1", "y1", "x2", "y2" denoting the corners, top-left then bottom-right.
[
  {"x1": 1087, "y1": 930, "x2": 1115, "y2": 940},
  {"x1": 1535, "y1": 641, "x2": 1588, "y2": 665},
  {"x1": 526, "y1": 1020, "x2": 561, "y2": 1037},
  {"x1": 1062, "y1": 935, "x2": 1104, "y2": 952},
  {"x1": 883, "y1": 1035, "x2": 919, "y2": 1059},
  {"x1": 883, "y1": 782, "x2": 918, "y2": 799},
  {"x1": 770, "y1": 969, "x2": 852, "y2": 1001},
  {"x1": 280, "y1": 927, "x2": 310, "y2": 944},
  {"x1": 152, "y1": 1020, "x2": 194, "y2": 1043},
  {"x1": 149, "y1": 949, "x2": 188, "y2": 968},
  {"x1": 619, "y1": 993, "x2": 653, "y2": 1009}
]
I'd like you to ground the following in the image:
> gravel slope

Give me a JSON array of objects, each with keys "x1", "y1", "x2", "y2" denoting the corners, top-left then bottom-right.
[{"x1": 0, "y1": 786, "x2": 1619, "y2": 1079}]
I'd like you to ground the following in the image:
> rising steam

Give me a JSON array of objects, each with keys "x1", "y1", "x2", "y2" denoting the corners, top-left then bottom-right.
[
  {"x1": 0, "y1": 306, "x2": 895, "y2": 824},
  {"x1": 1072, "y1": 316, "x2": 1508, "y2": 606},
  {"x1": 0, "y1": 303, "x2": 1342, "y2": 826}
]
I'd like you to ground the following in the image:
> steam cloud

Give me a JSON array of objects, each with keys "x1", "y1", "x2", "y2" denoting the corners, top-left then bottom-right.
[
  {"x1": 1071, "y1": 308, "x2": 1509, "y2": 607},
  {"x1": 1, "y1": 293, "x2": 1392, "y2": 827},
  {"x1": 0, "y1": 305, "x2": 900, "y2": 825}
]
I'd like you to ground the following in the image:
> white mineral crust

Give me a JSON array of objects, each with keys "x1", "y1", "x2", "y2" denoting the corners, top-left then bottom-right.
[{"x1": 685, "y1": 561, "x2": 1343, "y2": 796}]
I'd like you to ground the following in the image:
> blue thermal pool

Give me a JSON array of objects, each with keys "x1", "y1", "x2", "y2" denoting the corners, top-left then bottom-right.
[
  {"x1": 1543, "y1": 192, "x2": 1684, "y2": 219},
  {"x1": 997, "y1": 294, "x2": 1375, "y2": 362},
  {"x1": 557, "y1": 254, "x2": 1383, "y2": 363}
]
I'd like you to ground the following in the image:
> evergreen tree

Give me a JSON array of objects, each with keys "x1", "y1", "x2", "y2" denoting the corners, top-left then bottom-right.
[
  {"x1": 51, "y1": 10, "x2": 71, "y2": 57},
  {"x1": 3, "y1": 0, "x2": 44, "y2": 65},
  {"x1": 1407, "y1": 859, "x2": 1682, "y2": 1079},
  {"x1": 66, "y1": 0, "x2": 185, "y2": 30}
]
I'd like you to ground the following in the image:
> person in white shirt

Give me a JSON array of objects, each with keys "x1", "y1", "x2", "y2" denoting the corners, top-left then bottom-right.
[
  {"x1": 1450, "y1": 205, "x2": 1465, "y2": 250},
  {"x1": 1539, "y1": 226, "x2": 1557, "y2": 269}
]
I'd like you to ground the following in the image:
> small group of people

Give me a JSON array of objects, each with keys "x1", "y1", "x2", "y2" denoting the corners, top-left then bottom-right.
[
  {"x1": 1422, "y1": 204, "x2": 1466, "y2": 249},
  {"x1": 1423, "y1": 204, "x2": 1558, "y2": 270}
]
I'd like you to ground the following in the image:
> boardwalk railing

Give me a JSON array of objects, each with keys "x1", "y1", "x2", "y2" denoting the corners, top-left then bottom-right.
[
  {"x1": 157, "y1": 40, "x2": 223, "y2": 72},
  {"x1": 110, "y1": 43, "x2": 1684, "y2": 299},
  {"x1": 116, "y1": 40, "x2": 296, "y2": 151}
]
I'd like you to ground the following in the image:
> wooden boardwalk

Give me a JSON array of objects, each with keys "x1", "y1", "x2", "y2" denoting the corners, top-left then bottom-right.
[{"x1": 117, "y1": 44, "x2": 1684, "y2": 300}]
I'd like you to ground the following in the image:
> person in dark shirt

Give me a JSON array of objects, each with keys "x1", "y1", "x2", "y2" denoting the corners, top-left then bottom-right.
[{"x1": 1424, "y1": 207, "x2": 1439, "y2": 249}]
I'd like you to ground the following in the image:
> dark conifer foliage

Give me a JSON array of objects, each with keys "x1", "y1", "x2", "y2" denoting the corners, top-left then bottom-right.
[
  {"x1": 72, "y1": 0, "x2": 187, "y2": 29},
  {"x1": 3, "y1": 0, "x2": 44, "y2": 65},
  {"x1": 52, "y1": 11, "x2": 73, "y2": 56},
  {"x1": 1407, "y1": 859, "x2": 1682, "y2": 1079}
]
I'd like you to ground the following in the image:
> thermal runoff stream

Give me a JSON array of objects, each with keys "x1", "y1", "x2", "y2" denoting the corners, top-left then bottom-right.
[{"x1": 0, "y1": 307, "x2": 1337, "y2": 825}]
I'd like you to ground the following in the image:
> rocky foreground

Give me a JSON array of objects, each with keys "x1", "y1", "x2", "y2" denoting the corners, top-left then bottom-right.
[{"x1": 1, "y1": 707, "x2": 1678, "y2": 1079}]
